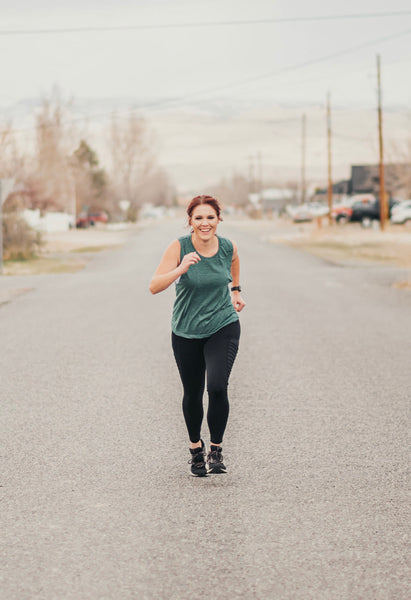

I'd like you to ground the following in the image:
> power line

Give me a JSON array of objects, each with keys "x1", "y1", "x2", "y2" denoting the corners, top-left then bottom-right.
[
  {"x1": 131, "y1": 28, "x2": 411, "y2": 111},
  {"x1": 2, "y1": 27, "x2": 411, "y2": 136},
  {"x1": 1, "y1": 11, "x2": 411, "y2": 35},
  {"x1": 88, "y1": 27, "x2": 410, "y2": 120}
]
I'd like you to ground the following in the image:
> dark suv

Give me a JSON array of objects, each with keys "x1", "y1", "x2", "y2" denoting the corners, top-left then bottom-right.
[{"x1": 350, "y1": 198, "x2": 399, "y2": 227}]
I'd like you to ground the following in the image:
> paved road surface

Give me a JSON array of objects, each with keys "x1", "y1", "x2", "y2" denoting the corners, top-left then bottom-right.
[{"x1": 1, "y1": 219, "x2": 409, "y2": 599}]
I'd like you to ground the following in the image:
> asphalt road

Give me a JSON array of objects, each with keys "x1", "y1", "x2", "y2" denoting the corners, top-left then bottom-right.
[{"x1": 1, "y1": 219, "x2": 409, "y2": 600}]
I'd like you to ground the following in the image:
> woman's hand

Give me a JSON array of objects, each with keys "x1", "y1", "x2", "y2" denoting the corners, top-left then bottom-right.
[
  {"x1": 178, "y1": 252, "x2": 201, "y2": 274},
  {"x1": 231, "y1": 292, "x2": 246, "y2": 312},
  {"x1": 149, "y1": 240, "x2": 193, "y2": 294}
]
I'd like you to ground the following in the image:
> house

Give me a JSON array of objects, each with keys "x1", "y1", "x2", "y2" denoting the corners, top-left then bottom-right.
[
  {"x1": 350, "y1": 164, "x2": 409, "y2": 198},
  {"x1": 314, "y1": 163, "x2": 410, "y2": 202},
  {"x1": 312, "y1": 179, "x2": 350, "y2": 204}
]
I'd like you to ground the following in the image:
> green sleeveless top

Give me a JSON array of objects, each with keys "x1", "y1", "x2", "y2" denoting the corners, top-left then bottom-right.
[{"x1": 172, "y1": 234, "x2": 239, "y2": 339}]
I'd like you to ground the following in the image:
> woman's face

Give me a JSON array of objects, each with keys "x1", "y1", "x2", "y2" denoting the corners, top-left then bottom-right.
[{"x1": 190, "y1": 204, "x2": 219, "y2": 240}]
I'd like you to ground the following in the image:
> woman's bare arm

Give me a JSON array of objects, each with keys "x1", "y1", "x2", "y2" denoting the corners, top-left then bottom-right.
[
  {"x1": 149, "y1": 240, "x2": 182, "y2": 294},
  {"x1": 149, "y1": 240, "x2": 201, "y2": 294},
  {"x1": 230, "y1": 241, "x2": 246, "y2": 312}
]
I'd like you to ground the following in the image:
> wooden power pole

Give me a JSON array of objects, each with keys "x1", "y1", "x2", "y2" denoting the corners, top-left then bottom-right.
[
  {"x1": 257, "y1": 151, "x2": 263, "y2": 213},
  {"x1": 301, "y1": 113, "x2": 306, "y2": 204},
  {"x1": 326, "y1": 93, "x2": 333, "y2": 224},
  {"x1": 377, "y1": 54, "x2": 387, "y2": 231},
  {"x1": 0, "y1": 181, "x2": 3, "y2": 275},
  {"x1": 248, "y1": 154, "x2": 255, "y2": 194}
]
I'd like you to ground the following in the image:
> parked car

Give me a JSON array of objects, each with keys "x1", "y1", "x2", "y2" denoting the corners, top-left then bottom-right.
[
  {"x1": 391, "y1": 200, "x2": 411, "y2": 224},
  {"x1": 309, "y1": 202, "x2": 330, "y2": 217},
  {"x1": 291, "y1": 204, "x2": 313, "y2": 222},
  {"x1": 331, "y1": 195, "x2": 371, "y2": 224},
  {"x1": 87, "y1": 211, "x2": 108, "y2": 225},
  {"x1": 76, "y1": 213, "x2": 89, "y2": 228},
  {"x1": 332, "y1": 205, "x2": 352, "y2": 224},
  {"x1": 287, "y1": 202, "x2": 328, "y2": 223},
  {"x1": 350, "y1": 197, "x2": 399, "y2": 227},
  {"x1": 76, "y1": 211, "x2": 108, "y2": 228}
]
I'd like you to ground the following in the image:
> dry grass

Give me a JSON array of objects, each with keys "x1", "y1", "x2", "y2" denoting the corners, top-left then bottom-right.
[
  {"x1": 264, "y1": 220, "x2": 411, "y2": 291},
  {"x1": 271, "y1": 222, "x2": 411, "y2": 269},
  {"x1": 292, "y1": 239, "x2": 411, "y2": 269},
  {"x1": 3, "y1": 256, "x2": 87, "y2": 276},
  {"x1": 3, "y1": 226, "x2": 131, "y2": 276},
  {"x1": 70, "y1": 245, "x2": 120, "y2": 253},
  {"x1": 44, "y1": 227, "x2": 130, "y2": 253},
  {"x1": 392, "y1": 279, "x2": 411, "y2": 290}
]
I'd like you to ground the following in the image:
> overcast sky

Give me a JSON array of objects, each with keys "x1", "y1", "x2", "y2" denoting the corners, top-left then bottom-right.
[{"x1": 1, "y1": 0, "x2": 411, "y2": 113}]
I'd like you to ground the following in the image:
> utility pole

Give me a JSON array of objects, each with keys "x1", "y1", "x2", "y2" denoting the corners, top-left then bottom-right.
[
  {"x1": 248, "y1": 154, "x2": 255, "y2": 194},
  {"x1": 69, "y1": 167, "x2": 76, "y2": 228},
  {"x1": 326, "y1": 92, "x2": 333, "y2": 225},
  {"x1": 0, "y1": 180, "x2": 3, "y2": 275},
  {"x1": 377, "y1": 54, "x2": 387, "y2": 231},
  {"x1": 301, "y1": 113, "x2": 306, "y2": 204},
  {"x1": 257, "y1": 151, "x2": 263, "y2": 214}
]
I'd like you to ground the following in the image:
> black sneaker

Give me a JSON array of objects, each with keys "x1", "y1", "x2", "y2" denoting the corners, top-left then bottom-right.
[
  {"x1": 207, "y1": 445, "x2": 226, "y2": 474},
  {"x1": 189, "y1": 440, "x2": 207, "y2": 477}
]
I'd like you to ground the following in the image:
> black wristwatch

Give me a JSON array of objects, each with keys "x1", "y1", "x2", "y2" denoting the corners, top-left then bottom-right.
[{"x1": 231, "y1": 286, "x2": 242, "y2": 292}]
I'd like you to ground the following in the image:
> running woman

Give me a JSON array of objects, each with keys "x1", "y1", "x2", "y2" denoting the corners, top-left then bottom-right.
[{"x1": 149, "y1": 195, "x2": 246, "y2": 476}]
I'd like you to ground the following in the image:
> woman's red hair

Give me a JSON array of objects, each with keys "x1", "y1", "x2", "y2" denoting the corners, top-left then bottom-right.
[{"x1": 187, "y1": 195, "x2": 223, "y2": 221}]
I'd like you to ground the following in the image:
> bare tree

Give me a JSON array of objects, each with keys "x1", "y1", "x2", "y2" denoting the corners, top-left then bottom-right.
[
  {"x1": 109, "y1": 112, "x2": 157, "y2": 218},
  {"x1": 34, "y1": 88, "x2": 75, "y2": 213},
  {"x1": 0, "y1": 121, "x2": 27, "y2": 183},
  {"x1": 210, "y1": 173, "x2": 249, "y2": 209},
  {"x1": 139, "y1": 166, "x2": 175, "y2": 207},
  {"x1": 1, "y1": 121, "x2": 41, "y2": 260}
]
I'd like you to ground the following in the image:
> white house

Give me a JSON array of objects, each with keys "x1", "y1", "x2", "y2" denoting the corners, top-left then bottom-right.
[{"x1": 22, "y1": 209, "x2": 74, "y2": 232}]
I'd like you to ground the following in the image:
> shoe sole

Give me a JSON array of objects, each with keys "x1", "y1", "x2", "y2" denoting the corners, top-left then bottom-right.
[
  {"x1": 207, "y1": 466, "x2": 226, "y2": 474},
  {"x1": 191, "y1": 471, "x2": 208, "y2": 477}
]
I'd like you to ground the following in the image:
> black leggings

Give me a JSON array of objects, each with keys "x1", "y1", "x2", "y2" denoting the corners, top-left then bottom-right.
[{"x1": 172, "y1": 320, "x2": 240, "y2": 444}]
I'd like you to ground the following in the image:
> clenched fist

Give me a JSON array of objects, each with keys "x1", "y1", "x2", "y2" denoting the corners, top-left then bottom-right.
[{"x1": 178, "y1": 252, "x2": 201, "y2": 274}]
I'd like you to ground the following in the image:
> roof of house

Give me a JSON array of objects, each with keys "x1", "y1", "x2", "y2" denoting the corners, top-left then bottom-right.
[{"x1": 351, "y1": 164, "x2": 408, "y2": 193}]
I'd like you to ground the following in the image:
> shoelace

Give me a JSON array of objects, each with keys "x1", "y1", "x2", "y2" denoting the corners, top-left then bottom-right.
[
  {"x1": 208, "y1": 450, "x2": 223, "y2": 463},
  {"x1": 188, "y1": 453, "x2": 206, "y2": 465}
]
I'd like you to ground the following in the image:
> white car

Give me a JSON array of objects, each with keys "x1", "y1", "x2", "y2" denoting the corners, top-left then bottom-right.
[
  {"x1": 309, "y1": 202, "x2": 330, "y2": 217},
  {"x1": 287, "y1": 202, "x2": 329, "y2": 223},
  {"x1": 391, "y1": 200, "x2": 411, "y2": 224}
]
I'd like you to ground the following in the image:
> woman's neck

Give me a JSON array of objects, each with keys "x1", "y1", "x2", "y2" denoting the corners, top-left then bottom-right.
[{"x1": 191, "y1": 233, "x2": 219, "y2": 256}]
